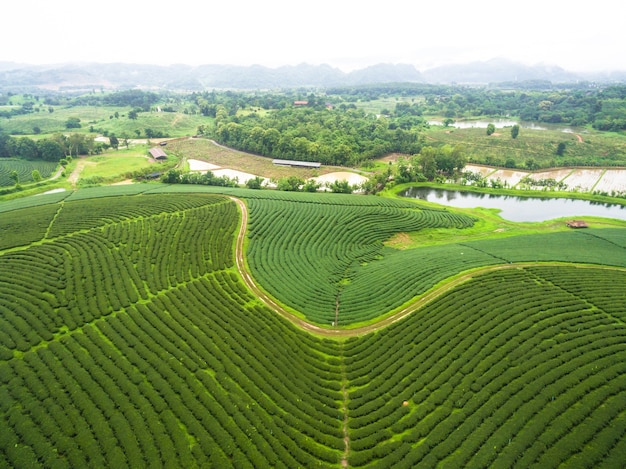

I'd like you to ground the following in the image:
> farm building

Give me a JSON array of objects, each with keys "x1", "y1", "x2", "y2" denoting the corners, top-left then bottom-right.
[
  {"x1": 293, "y1": 101, "x2": 308, "y2": 106},
  {"x1": 149, "y1": 147, "x2": 167, "y2": 160},
  {"x1": 566, "y1": 220, "x2": 588, "y2": 228},
  {"x1": 272, "y1": 159, "x2": 321, "y2": 169}
]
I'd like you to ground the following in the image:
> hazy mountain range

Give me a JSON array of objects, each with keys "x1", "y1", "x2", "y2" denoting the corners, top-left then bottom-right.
[{"x1": 0, "y1": 58, "x2": 624, "y2": 92}]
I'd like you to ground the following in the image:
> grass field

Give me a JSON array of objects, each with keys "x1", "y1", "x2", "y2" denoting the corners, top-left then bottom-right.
[
  {"x1": 1, "y1": 187, "x2": 625, "y2": 467},
  {"x1": 2, "y1": 106, "x2": 210, "y2": 138},
  {"x1": 423, "y1": 124, "x2": 626, "y2": 168},
  {"x1": 166, "y1": 138, "x2": 347, "y2": 180},
  {"x1": 77, "y1": 150, "x2": 156, "y2": 180}
]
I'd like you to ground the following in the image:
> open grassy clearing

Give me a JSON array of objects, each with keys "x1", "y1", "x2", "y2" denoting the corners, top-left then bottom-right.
[
  {"x1": 424, "y1": 124, "x2": 626, "y2": 168},
  {"x1": 351, "y1": 96, "x2": 420, "y2": 115},
  {"x1": 1, "y1": 188, "x2": 625, "y2": 467},
  {"x1": 166, "y1": 138, "x2": 352, "y2": 181},
  {"x1": 2, "y1": 106, "x2": 209, "y2": 138},
  {"x1": 78, "y1": 150, "x2": 154, "y2": 179}
]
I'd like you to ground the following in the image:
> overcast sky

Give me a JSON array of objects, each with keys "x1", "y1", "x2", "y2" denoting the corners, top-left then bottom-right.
[{"x1": 3, "y1": 0, "x2": 624, "y2": 72}]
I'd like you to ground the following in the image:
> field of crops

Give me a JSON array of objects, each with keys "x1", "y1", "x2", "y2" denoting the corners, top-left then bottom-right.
[
  {"x1": 343, "y1": 266, "x2": 626, "y2": 467},
  {"x1": 1, "y1": 186, "x2": 626, "y2": 467},
  {"x1": 0, "y1": 193, "x2": 346, "y2": 468},
  {"x1": 0, "y1": 159, "x2": 58, "y2": 186},
  {"x1": 244, "y1": 192, "x2": 626, "y2": 325},
  {"x1": 424, "y1": 125, "x2": 626, "y2": 168}
]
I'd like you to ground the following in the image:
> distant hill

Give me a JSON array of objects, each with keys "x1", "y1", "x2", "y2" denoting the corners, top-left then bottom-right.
[
  {"x1": 421, "y1": 58, "x2": 581, "y2": 84},
  {"x1": 0, "y1": 59, "x2": 623, "y2": 91}
]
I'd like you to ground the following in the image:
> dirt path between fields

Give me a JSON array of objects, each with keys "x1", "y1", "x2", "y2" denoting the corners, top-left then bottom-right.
[
  {"x1": 229, "y1": 196, "x2": 626, "y2": 338},
  {"x1": 68, "y1": 159, "x2": 89, "y2": 187}
]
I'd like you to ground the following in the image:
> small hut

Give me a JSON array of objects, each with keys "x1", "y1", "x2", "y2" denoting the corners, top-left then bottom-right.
[{"x1": 149, "y1": 147, "x2": 167, "y2": 161}]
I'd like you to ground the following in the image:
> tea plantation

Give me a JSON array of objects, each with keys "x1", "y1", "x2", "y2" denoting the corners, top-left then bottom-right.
[{"x1": 1, "y1": 186, "x2": 625, "y2": 468}]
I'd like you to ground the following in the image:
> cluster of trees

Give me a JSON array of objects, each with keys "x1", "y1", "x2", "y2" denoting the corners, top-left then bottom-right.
[
  {"x1": 208, "y1": 105, "x2": 423, "y2": 166},
  {"x1": 395, "y1": 145, "x2": 466, "y2": 184},
  {"x1": 160, "y1": 169, "x2": 239, "y2": 187},
  {"x1": 71, "y1": 89, "x2": 161, "y2": 111},
  {"x1": 0, "y1": 132, "x2": 101, "y2": 160},
  {"x1": 518, "y1": 175, "x2": 568, "y2": 191},
  {"x1": 328, "y1": 83, "x2": 626, "y2": 130}
]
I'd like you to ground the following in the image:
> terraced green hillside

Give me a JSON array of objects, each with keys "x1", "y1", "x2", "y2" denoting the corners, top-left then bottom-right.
[
  {"x1": 244, "y1": 192, "x2": 626, "y2": 326},
  {"x1": 1, "y1": 187, "x2": 625, "y2": 468},
  {"x1": 0, "y1": 159, "x2": 58, "y2": 186}
]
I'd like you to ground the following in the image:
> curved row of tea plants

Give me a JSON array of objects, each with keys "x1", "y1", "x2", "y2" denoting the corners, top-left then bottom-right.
[
  {"x1": 246, "y1": 195, "x2": 477, "y2": 325},
  {"x1": 244, "y1": 191, "x2": 626, "y2": 326},
  {"x1": 0, "y1": 159, "x2": 58, "y2": 187},
  {"x1": 0, "y1": 193, "x2": 346, "y2": 468},
  {"x1": 2, "y1": 186, "x2": 626, "y2": 468},
  {"x1": 342, "y1": 266, "x2": 626, "y2": 468}
]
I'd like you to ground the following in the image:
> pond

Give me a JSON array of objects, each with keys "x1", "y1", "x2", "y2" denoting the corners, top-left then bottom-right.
[
  {"x1": 400, "y1": 187, "x2": 626, "y2": 222},
  {"x1": 427, "y1": 119, "x2": 574, "y2": 133}
]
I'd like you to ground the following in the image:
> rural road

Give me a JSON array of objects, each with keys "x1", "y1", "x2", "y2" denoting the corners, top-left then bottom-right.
[{"x1": 228, "y1": 196, "x2": 625, "y2": 338}]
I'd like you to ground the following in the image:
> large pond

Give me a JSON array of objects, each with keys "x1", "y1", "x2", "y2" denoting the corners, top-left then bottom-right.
[
  {"x1": 400, "y1": 187, "x2": 626, "y2": 222},
  {"x1": 427, "y1": 119, "x2": 574, "y2": 133}
]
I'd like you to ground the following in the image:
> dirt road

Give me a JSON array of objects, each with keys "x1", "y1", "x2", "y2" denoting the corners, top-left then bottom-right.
[{"x1": 229, "y1": 196, "x2": 626, "y2": 338}]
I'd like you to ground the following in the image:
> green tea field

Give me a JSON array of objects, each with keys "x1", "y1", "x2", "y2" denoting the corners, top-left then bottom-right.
[{"x1": 1, "y1": 186, "x2": 625, "y2": 468}]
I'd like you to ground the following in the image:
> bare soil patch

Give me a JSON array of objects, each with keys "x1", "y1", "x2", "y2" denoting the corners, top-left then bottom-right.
[
  {"x1": 68, "y1": 160, "x2": 93, "y2": 187},
  {"x1": 314, "y1": 172, "x2": 368, "y2": 187},
  {"x1": 168, "y1": 139, "x2": 346, "y2": 181},
  {"x1": 386, "y1": 232, "x2": 412, "y2": 250},
  {"x1": 188, "y1": 159, "x2": 220, "y2": 171},
  {"x1": 377, "y1": 153, "x2": 406, "y2": 163}
]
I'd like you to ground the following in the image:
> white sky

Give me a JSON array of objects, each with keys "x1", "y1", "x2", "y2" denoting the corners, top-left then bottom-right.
[{"x1": 3, "y1": 0, "x2": 625, "y2": 72}]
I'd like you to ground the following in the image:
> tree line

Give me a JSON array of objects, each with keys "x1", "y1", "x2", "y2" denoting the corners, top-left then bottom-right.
[
  {"x1": 328, "y1": 83, "x2": 626, "y2": 130},
  {"x1": 0, "y1": 132, "x2": 100, "y2": 161}
]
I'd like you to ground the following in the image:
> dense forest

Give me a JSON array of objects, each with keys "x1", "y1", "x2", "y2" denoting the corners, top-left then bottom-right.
[{"x1": 1, "y1": 84, "x2": 626, "y2": 169}]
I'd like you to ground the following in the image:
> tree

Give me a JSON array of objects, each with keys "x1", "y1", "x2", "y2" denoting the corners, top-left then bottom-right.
[
  {"x1": 161, "y1": 169, "x2": 181, "y2": 183},
  {"x1": 120, "y1": 134, "x2": 131, "y2": 149},
  {"x1": 486, "y1": 123, "x2": 496, "y2": 136},
  {"x1": 128, "y1": 109, "x2": 138, "y2": 120},
  {"x1": 504, "y1": 158, "x2": 516, "y2": 168},
  {"x1": 36, "y1": 139, "x2": 65, "y2": 161},
  {"x1": 302, "y1": 179, "x2": 321, "y2": 192},
  {"x1": 511, "y1": 124, "x2": 520, "y2": 139},
  {"x1": 419, "y1": 149, "x2": 438, "y2": 180},
  {"x1": 434, "y1": 145, "x2": 466, "y2": 176},
  {"x1": 328, "y1": 179, "x2": 353, "y2": 194},
  {"x1": 9, "y1": 170, "x2": 18, "y2": 185},
  {"x1": 68, "y1": 133, "x2": 89, "y2": 156},
  {"x1": 16, "y1": 137, "x2": 38, "y2": 159},
  {"x1": 276, "y1": 176, "x2": 304, "y2": 191},
  {"x1": 109, "y1": 134, "x2": 119, "y2": 150},
  {"x1": 526, "y1": 158, "x2": 539, "y2": 170},
  {"x1": 31, "y1": 169, "x2": 42, "y2": 182},
  {"x1": 65, "y1": 117, "x2": 81, "y2": 129},
  {"x1": 556, "y1": 142, "x2": 566, "y2": 156},
  {"x1": 245, "y1": 176, "x2": 264, "y2": 189}
]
